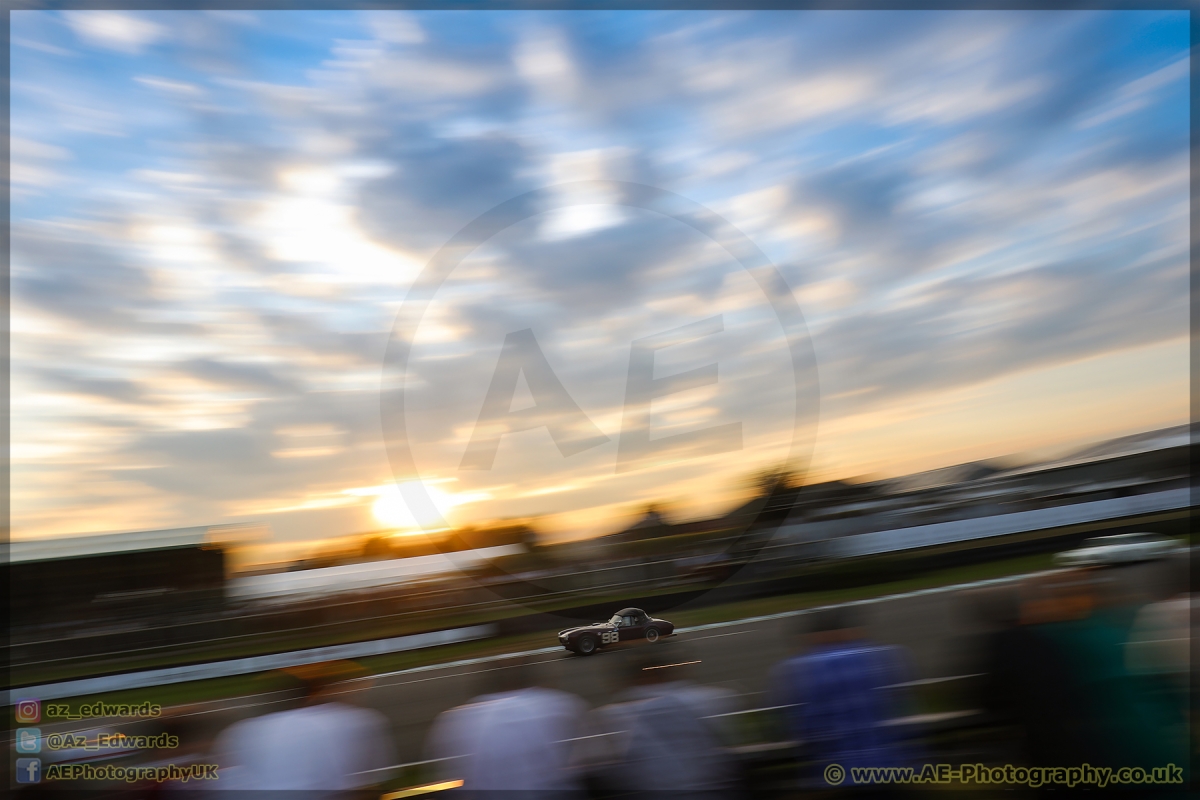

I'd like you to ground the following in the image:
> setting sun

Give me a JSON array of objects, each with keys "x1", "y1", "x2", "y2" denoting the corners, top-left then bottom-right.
[
  {"x1": 341, "y1": 481, "x2": 492, "y2": 533},
  {"x1": 374, "y1": 483, "x2": 450, "y2": 531}
]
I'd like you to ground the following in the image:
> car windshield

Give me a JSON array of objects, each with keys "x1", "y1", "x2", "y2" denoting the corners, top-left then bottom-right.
[
  {"x1": 609, "y1": 614, "x2": 622, "y2": 626},
  {"x1": 1084, "y1": 533, "x2": 1156, "y2": 547}
]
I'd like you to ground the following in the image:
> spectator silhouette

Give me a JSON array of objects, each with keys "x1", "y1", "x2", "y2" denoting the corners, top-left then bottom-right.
[
  {"x1": 210, "y1": 660, "x2": 394, "y2": 796},
  {"x1": 1126, "y1": 552, "x2": 1191, "y2": 714},
  {"x1": 1003, "y1": 569, "x2": 1188, "y2": 775},
  {"x1": 575, "y1": 646, "x2": 738, "y2": 799},
  {"x1": 959, "y1": 584, "x2": 1027, "y2": 764},
  {"x1": 769, "y1": 606, "x2": 922, "y2": 792},
  {"x1": 423, "y1": 654, "x2": 587, "y2": 796}
]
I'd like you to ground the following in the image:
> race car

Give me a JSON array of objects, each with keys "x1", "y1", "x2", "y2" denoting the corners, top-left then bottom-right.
[
  {"x1": 558, "y1": 607, "x2": 675, "y2": 655},
  {"x1": 1053, "y1": 532, "x2": 1184, "y2": 568}
]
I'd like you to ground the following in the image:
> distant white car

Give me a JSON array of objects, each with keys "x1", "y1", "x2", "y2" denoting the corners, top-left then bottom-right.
[{"x1": 1054, "y1": 532, "x2": 1182, "y2": 568}]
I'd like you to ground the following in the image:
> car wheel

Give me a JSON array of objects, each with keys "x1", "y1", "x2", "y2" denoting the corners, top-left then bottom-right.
[
  {"x1": 577, "y1": 635, "x2": 597, "y2": 655},
  {"x1": 645, "y1": 627, "x2": 660, "y2": 643}
]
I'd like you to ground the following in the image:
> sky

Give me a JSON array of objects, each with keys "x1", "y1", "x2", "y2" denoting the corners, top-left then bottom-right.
[{"x1": 10, "y1": 10, "x2": 1190, "y2": 551}]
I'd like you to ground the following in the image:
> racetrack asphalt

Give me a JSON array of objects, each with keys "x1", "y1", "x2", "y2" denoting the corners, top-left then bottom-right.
[{"x1": 16, "y1": 558, "x2": 1173, "y2": 769}]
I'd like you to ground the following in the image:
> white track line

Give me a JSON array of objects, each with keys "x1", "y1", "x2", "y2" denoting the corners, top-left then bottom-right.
[{"x1": 688, "y1": 630, "x2": 753, "y2": 642}]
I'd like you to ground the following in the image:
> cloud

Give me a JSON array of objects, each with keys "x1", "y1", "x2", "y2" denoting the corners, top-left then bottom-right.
[
  {"x1": 364, "y1": 11, "x2": 426, "y2": 45},
  {"x1": 13, "y1": 222, "x2": 163, "y2": 334},
  {"x1": 175, "y1": 358, "x2": 299, "y2": 395},
  {"x1": 135, "y1": 75, "x2": 204, "y2": 96},
  {"x1": 33, "y1": 370, "x2": 146, "y2": 405},
  {"x1": 10, "y1": 136, "x2": 71, "y2": 193},
  {"x1": 123, "y1": 427, "x2": 278, "y2": 497},
  {"x1": 811, "y1": 246, "x2": 1186, "y2": 418},
  {"x1": 515, "y1": 26, "x2": 579, "y2": 105},
  {"x1": 356, "y1": 131, "x2": 536, "y2": 253},
  {"x1": 63, "y1": 11, "x2": 167, "y2": 55},
  {"x1": 9, "y1": 10, "x2": 1189, "y2": 542}
]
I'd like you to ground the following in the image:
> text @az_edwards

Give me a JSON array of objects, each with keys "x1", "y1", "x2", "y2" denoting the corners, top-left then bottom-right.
[{"x1": 44, "y1": 732, "x2": 179, "y2": 751}]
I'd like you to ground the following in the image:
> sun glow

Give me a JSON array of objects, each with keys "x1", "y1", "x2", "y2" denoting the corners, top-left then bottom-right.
[{"x1": 343, "y1": 481, "x2": 491, "y2": 534}]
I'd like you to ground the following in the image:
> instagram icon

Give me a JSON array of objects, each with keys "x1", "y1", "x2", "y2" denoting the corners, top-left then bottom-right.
[{"x1": 16, "y1": 700, "x2": 40, "y2": 724}]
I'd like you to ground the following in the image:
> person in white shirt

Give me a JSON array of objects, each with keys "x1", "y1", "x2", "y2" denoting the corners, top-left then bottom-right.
[
  {"x1": 423, "y1": 654, "x2": 587, "y2": 795},
  {"x1": 211, "y1": 660, "x2": 394, "y2": 797}
]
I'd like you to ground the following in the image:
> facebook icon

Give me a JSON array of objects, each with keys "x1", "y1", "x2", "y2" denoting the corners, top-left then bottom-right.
[{"x1": 16, "y1": 758, "x2": 41, "y2": 784}]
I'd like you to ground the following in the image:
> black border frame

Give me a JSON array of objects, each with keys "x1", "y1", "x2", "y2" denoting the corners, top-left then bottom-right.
[{"x1": 3, "y1": 3, "x2": 1193, "y2": 793}]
